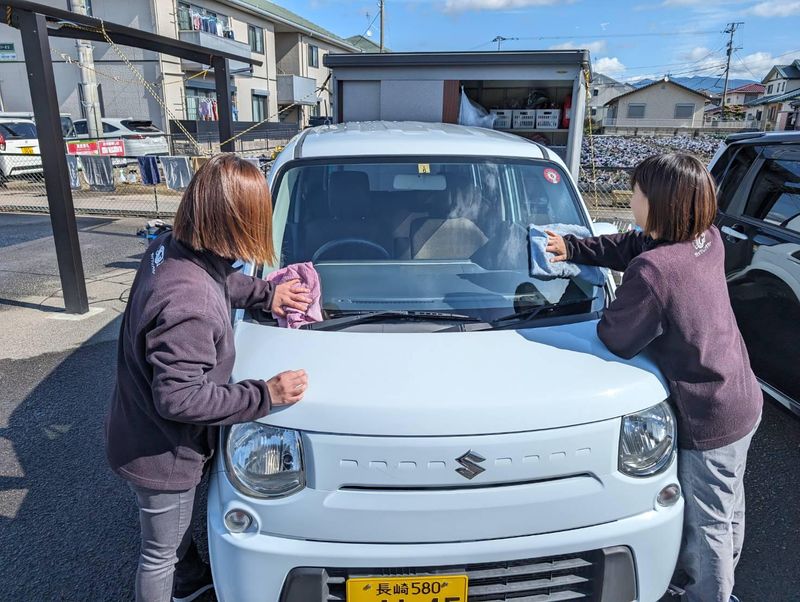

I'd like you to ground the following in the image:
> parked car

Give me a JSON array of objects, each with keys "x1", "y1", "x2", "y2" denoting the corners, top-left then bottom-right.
[
  {"x1": 0, "y1": 118, "x2": 42, "y2": 180},
  {"x1": 208, "y1": 122, "x2": 683, "y2": 602},
  {"x1": 710, "y1": 131, "x2": 800, "y2": 414},
  {"x1": 0, "y1": 111, "x2": 74, "y2": 137},
  {"x1": 72, "y1": 118, "x2": 169, "y2": 156}
]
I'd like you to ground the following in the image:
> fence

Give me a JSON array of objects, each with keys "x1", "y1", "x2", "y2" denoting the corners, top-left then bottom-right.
[
  {"x1": 0, "y1": 153, "x2": 271, "y2": 217},
  {"x1": 0, "y1": 152, "x2": 636, "y2": 233}
]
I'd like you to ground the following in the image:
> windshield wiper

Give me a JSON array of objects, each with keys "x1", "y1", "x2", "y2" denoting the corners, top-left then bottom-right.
[
  {"x1": 487, "y1": 298, "x2": 598, "y2": 329},
  {"x1": 303, "y1": 310, "x2": 483, "y2": 331}
]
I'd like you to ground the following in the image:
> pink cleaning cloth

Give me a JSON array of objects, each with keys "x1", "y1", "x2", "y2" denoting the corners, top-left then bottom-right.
[{"x1": 266, "y1": 262, "x2": 323, "y2": 329}]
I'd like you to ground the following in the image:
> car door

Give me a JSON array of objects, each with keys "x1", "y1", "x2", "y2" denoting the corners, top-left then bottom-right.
[{"x1": 718, "y1": 144, "x2": 800, "y2": 408}]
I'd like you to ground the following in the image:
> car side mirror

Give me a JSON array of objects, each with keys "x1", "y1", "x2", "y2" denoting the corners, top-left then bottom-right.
[{"x1": 592, "y1": 221, "x2": 620, "y2": 236}]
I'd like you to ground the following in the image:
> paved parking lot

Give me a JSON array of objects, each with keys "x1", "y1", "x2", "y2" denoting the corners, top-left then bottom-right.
[{"x1": 0, "y1": 213, "x2": 798, "y2": 600}]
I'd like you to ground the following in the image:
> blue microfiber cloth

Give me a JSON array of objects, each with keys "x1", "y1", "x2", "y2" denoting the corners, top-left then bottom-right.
[{"x1": 529, "y1": 223, "x2": 608, "y2": 286}]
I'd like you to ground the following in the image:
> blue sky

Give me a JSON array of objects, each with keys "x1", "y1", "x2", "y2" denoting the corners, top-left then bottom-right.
[{"x1": 282, "y1": 0, "x2": 800, "y2": 83}]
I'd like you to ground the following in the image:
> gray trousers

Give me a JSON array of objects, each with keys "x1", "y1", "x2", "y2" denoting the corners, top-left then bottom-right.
[
  {"x1": 675, "y1": 417, "x2": 760, "y2": 602},
  {"x1": 129, "y1": 484, "x2": 205, "y2": 602}
]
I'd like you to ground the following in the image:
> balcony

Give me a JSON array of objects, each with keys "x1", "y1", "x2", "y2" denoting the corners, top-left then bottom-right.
[
  {"x1": 179, "y1": 30, "x2": 252, "y2": 74},
  {"x1": 277, "y1": 74, "x2": 317, "y2": 106}
]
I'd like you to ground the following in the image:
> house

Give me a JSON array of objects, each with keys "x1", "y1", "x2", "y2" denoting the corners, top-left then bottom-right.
[
  {"x1": 603, "y1": 76, "x2": 709, "y2": 133},
  {"x1": 589, "y1": 73, "x2": 634, "y2": 122},
  {"x1": 724, "y1": 83, "x2": 765, "y2": 106},
  {"x1": 346, "y1": 35, "x2": 390, "y2": 54},
  {"x1": 0, "y1": 0, "x2": 360, "y2": 130},
  {"x1": 745, "y1": 59, "x2": 800, "y2": 131}
]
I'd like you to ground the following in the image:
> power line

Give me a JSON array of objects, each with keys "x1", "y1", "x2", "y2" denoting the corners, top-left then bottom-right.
[{"x1": 515, "y1": 30, "x2": 721, "y2": 41}]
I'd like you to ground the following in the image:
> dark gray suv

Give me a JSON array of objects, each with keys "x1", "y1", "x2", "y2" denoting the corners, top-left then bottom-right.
[{"x1": 710, "y1": 131, "x2": 800, "y2": 414}]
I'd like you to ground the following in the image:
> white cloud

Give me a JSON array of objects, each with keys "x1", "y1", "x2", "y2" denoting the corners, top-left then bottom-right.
[
  {"x1": 747, "y1": 1, "x2": 800, "y2": 17},
  {"x1": 549, "y1": 40, "x2": 608, "y2": 55},
  {"x1": 593, "y1": 57, "x2": 627, "y2": 77},
  {"x1": 727, "y1": 51, "x2": 787, "y2": 78},
  {"x1": 441, "y1": 0, "x2": 572, "y2": 12}
]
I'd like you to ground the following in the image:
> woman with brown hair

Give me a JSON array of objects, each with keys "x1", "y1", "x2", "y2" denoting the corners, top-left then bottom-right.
[
  {"x1": 547, "y1": 153, "x2": 762, "y2": 602},
  {"x1": 105, "y1": 154, "x2": 311, "y2": 602}
]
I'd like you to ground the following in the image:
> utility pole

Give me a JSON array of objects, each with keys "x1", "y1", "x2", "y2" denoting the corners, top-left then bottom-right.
[
  {"x1": 379, "y1": 0, "x2": 385, "y2": 53},
  {"x1": 492, "y1": 36, "x2": 519, "y2": 51},
  {"x1": 721, "y1": 21, "x2": 744, "y2": 120},
  {"x1": 71, "y1": 0, "x2": 102, "y2": 139}
]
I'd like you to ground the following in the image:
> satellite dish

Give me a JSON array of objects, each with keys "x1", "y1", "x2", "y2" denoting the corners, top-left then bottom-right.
[{"x1": 366, "y1": 30, "x2": 373, "y2": 37}]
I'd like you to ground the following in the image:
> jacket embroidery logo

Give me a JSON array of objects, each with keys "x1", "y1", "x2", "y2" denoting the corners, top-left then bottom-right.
[
  {"x1": 151, "y1": 245, "x2": 165, "y2": 273},
  {"x1": 693, "y1": 233, "x2": 710, "y2": 257}
]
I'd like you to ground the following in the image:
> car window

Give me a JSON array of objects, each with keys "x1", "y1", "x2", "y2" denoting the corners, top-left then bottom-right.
[
  {"x1": 102, "y1": 123, "x2": 120, "y2": 133},
  {"x1": 73, "y1": 121, "x2": 88, "y2": 136},
  {"x1": 120, "y1": 120, "x2": 161, "y2": 133},
  {"x1": 715, "y1": 145, "x2": 758, "y2": 213},
  {"x1": 269, "y1": 158, "x2": 594, "y2": 320},
  {"x1": 744, "y1": 156, "x2": 800, "y2": 234},
  {"x1": 0, "y1": 121, "x2": 37, "y2": 139}
]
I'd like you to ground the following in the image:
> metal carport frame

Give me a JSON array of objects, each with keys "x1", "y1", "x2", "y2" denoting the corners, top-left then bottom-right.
[{"x1": 0, "y1": 0, "x2": 262, "y2": 313}]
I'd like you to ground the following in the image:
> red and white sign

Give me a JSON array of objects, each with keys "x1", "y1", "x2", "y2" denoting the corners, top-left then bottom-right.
[
  {"x1": 543, "y1": 168, "x2": 561, "y2": 184},
  {"x1": 67, "y1": 139, "x2": 126, "y2": 157}
]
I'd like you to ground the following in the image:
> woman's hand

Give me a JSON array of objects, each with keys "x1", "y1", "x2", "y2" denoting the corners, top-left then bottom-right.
[
  {"x1": 545, "y1": 230, "x2": 568, "y2": 263},
  {"x1": 271, "y1": 279, "x2": 312, "y2": 318},
  {"x1": 266, "y1": 370, "x2": 308, "y2": 408}
]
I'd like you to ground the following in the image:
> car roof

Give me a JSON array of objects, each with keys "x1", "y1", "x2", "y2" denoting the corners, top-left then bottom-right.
[
  {"x1": 0, "y1": 118, "x2": 35, "y2": 124},
  {"x1": 724, "y1": 131, "x2": 800, "y2": 146},
  {"x1": 290, "y1": 121, "x2": 553, "y2": 161}
]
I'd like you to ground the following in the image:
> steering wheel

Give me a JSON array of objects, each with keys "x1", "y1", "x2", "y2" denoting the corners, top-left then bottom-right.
[{"x1": 312, "y1": 238, "x2": 391, "y2": 263}]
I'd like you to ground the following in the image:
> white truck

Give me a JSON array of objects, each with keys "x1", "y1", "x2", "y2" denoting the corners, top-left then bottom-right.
[{"x1": 208, "y1": 121, "x2": 682, "y2": 602}]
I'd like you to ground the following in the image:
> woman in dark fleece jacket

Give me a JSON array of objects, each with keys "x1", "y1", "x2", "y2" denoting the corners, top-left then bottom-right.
[
  {"x1": 547, "y1": 154, "x2": 762, "y2": 602},
  {"x1": 106, "y1": 155, "x2": 312, "y2": 602}
]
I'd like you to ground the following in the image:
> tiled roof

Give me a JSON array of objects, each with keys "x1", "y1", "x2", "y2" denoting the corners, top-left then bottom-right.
[
  {"x1": 237, "y1": 0, "x2": 359, "y2": 51},
  {"x1": 345, "y1": 35, "x2": 388, "y2": 53},
  {"x1": 728, "y1": 83, "x2": 765, "y2": 94}
]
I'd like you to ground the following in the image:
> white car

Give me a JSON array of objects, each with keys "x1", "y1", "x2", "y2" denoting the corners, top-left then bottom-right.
[
  {"x1": 0, "y1": 118, "x2": 42, "y2": 179},
  {"x1": 209, "y1": 122, "x2": 682, "y2": 602},
  {"x1": 72, "y1": 118, "x2": 169, "y2": 157}
]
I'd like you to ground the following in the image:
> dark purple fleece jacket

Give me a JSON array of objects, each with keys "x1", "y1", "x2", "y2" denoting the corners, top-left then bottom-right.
[
  {"x1": 105, "y1": 233, "x2": 275, "y2": 491},
  {"x1": 565, "y1": 226, "x2": 762, "y2": 450}
]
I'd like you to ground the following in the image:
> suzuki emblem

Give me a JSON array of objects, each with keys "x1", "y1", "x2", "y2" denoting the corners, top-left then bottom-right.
[{"x1": 455, "y1": 450, "x2": 486, "y2": 480}]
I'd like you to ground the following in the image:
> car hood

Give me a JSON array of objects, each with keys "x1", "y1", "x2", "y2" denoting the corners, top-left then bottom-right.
[{"x1": 232, "y1": 319, "x2": 669, "y2": 436}]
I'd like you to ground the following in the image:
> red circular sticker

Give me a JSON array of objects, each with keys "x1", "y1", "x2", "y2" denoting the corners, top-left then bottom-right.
[{"x1": 543, "y1": 168, "x2": 561, "y2": 184}]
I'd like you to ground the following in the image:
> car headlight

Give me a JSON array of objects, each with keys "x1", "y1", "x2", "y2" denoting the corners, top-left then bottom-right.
[
  {"x1": 619, "y1": 401, "x2": 676, "y2": 477},
  {"x1": 225, "y1": 423, "x2": 305, "y2": 498}
]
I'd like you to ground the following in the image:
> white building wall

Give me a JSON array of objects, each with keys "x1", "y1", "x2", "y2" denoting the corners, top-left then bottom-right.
[{"x1": 610, "y1": 82, "x2": 706, "y2": 127}]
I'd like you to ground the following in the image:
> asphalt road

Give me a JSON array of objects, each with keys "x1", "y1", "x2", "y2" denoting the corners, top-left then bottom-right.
[{"x1": 1, "y1": 213, "x2": 798, "y2": 600}]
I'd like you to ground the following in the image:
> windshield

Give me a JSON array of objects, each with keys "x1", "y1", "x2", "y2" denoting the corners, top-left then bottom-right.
[
  {"x1": 0, "y1": 122, "x2": 37, "y2": 139},
  {"x1": 270, "y1": 157, "x2": 600, "y2": 322}
]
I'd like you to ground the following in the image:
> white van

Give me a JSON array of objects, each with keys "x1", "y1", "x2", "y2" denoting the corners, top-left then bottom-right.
[{"x1": 208, "y1": 122, "x2": 682, "y2": 602}]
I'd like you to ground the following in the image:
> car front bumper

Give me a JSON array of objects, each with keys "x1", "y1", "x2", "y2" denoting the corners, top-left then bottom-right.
[{"x1": 208, "y1": 476, "x2": 683, "y2": 602}]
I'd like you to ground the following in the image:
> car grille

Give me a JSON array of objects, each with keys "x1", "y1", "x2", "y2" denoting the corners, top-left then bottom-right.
[{"x1": 324, "y1": 550, "x2": 600, "y2": 601}]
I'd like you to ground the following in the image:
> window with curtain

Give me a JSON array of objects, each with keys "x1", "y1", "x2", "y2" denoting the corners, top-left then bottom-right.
[
  {"x1": 627, "y1": 103, "x2": 645, "y2": 119},
  {"x1": 252, "y1": 93, "x2": 268, "y2": 122},
  {"x1": 308, "y1": 44, "x2": 319, "y2": 68},
  {"x1": 674, "y1": 104, "x2": 695, "y2": 119},
  {"x1": 248, "y1": 25, "x2": 264, "y2": 53}
]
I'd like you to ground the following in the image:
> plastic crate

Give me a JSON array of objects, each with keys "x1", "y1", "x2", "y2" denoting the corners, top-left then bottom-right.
[
  {"x1": 512, "y1": 109, "x2": 537, "y2": 130},
  {"x1": 490, "y1": 109, "x2": 513, "y2": 129},
  {"x1": 536, "y1": 109, "x2": 560, "y2": 129}
]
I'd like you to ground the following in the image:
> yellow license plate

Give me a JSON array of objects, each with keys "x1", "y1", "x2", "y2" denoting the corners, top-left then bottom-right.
[
  {"x1": 21, "y1": 147, "x2": 34, "y2": 154},
  {"x1": 346, "y1": 574, "x2": 468, "y2": 602}
]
